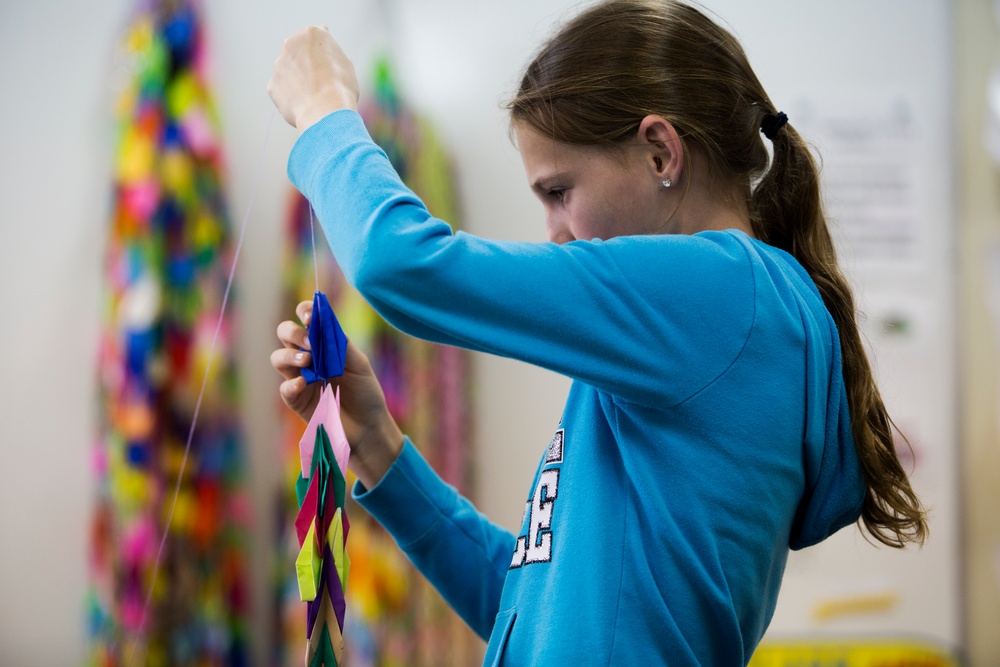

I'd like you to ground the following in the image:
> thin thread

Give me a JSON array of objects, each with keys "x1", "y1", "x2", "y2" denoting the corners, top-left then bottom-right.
[
  {"x1": 309, "y1": 202, "x2": 320, "y2": 293},
  {"x1": 307, "y1": 202, "x2": 328, "y2": 389},
  {"x1": 126, "y1": 107, "x2": 277, "y2": 667}
]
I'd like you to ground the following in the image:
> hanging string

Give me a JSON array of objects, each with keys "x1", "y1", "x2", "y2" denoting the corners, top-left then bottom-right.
[
  {"x1": 127, "y1": 106, "x2": 278, "y2": 667},
  {"x1": 307, "y1": 201, "x2": 329, "y2": 393},
  {"x1": 309, "y1": 202, "x2": 320, "y2": 293}
]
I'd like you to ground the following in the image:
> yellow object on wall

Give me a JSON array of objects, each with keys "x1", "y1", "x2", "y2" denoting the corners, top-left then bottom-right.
[{"x1": 749, "y1": 639, "x2": 960, "y2": 667}]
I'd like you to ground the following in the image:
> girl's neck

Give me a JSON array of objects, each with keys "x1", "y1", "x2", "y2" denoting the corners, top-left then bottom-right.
[{"x1": 663, "y1": 183, "x2": 754, "y2": 238}]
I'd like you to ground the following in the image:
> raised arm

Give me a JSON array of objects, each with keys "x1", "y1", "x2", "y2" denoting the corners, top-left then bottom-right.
[
  {"x1": 288, "y1": 110, "x2": 756, "y2": 408},
  {"x1": 270, "y1": 26, "x2": 756, "y2": 409}
]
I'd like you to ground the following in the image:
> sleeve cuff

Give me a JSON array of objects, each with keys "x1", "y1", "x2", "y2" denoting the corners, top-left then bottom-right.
[
  {"x1": 287, "y1": 108, "x2": 370, "y2": 198},
  {"x1": 352, "y1": 437, "x2": 458, "y2": 548}
]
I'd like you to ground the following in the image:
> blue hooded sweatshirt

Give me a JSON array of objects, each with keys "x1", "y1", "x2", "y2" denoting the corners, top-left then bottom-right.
[{"x1": 288, "y1": 109, "x2": 866, "y2": 666}]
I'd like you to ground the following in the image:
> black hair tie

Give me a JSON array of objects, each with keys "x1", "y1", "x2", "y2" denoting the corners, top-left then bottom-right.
[{"x1": 761, "y1": 111, "x2": 788, "y2": 140}]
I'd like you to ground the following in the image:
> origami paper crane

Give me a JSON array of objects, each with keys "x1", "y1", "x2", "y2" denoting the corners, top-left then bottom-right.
[
  {"x1": 293, "y1": 295, "x2": 351, "y2": 666},
  {"x1": 301, "y1": 291, "x2": 348, "y2": 384}
]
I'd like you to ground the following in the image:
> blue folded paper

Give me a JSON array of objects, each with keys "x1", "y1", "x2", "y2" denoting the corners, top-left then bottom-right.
[{"x1": 301, "y1": 291, "x2": 348, "y2": 383}]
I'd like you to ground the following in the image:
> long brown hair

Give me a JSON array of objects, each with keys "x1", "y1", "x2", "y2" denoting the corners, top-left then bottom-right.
[{"x1": 509, "y1": 0, "x2": 926, "y2": 547}]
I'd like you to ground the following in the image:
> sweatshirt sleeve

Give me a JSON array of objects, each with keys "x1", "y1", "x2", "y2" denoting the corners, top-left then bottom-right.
[
  {"x1": 352, "y1": 438, "x2": 514, "y2": 639},
  {"x1": 288, "y1": 109, "x2": 756, "y2": 408}
]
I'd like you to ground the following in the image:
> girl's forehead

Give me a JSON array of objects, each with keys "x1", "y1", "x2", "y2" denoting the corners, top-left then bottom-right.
[
  {"x1": 516, "y1": 125, "x2": 608, "y2": 168},
  {"x1": 517, "y1": 124, "x2": 645, "y2": 187},
  {"x1": 515, "y1": 124, "x2": 563, "y2": 157}
]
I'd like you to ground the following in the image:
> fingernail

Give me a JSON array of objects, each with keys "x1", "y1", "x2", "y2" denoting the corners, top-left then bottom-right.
[
  {"x1": 304, "y1": 312, "x2": 311, "y2": 324},
  {"x1": 295, "y1": 352, "x2": 305, "y2": 361}
]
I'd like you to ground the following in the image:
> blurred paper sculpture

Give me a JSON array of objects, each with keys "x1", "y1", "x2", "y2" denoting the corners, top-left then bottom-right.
[
  {"x1": 292, "y1": 298, "x2": 352, "y2": 666},
  {"x1": 89, "y1": 1, "x2": 249, "y2": 664}
]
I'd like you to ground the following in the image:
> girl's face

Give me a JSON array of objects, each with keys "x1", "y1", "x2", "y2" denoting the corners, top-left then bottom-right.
[{"x1": 516, "y1": 123, "x2": 667, "y2": 244}]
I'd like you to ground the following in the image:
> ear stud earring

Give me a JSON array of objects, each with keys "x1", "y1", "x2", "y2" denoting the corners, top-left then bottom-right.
[{"x1": 662, "y1": 178, "x2": 672, "y2": 188}]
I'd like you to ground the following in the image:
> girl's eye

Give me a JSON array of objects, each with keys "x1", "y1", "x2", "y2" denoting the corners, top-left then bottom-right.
[{"x1": 548, "y1": 189, "x2": 566, "y2": 201}]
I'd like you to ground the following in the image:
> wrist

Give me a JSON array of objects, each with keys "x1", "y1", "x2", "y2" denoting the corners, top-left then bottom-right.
[
  {"x1": 350, "y1": 411, "x2": 404, "y2": 490},
  {"x1": 295, "y1": 90, "x2": 358, "y2": 131}
]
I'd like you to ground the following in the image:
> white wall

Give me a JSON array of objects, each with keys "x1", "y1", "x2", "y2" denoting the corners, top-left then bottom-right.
[
  {"x1": 0, "y1": 0, "x2": 971, "y2": 664},
  {"x1": 0, "y1": 1, "x2": 127, "y2": 662}
]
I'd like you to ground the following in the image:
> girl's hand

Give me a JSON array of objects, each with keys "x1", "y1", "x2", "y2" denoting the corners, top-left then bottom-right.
[
  {"x1": 268, "y1": 25, "x2": 360, "y2": 131},
  {"x1": 272, "y1": 300, "x2": 404, "y2": 488}
]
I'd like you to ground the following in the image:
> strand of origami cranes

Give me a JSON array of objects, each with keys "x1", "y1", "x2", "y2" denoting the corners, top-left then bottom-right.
[{"x1": 291, "y1": 289, "x2": 353, "y2": 667}]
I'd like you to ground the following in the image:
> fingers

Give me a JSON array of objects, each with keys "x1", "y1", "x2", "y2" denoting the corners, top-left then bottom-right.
[
  {"x1": 296, "y1": 300, "x2": 314, "y2": 326},
  {"x1": 271, "y1": 347, "x2": 312, "y2": 380},
  {"x1": 279, "y1": 376, "x2": 306, "y2": 404},
  {"x1": 277, "y1": 319, "x2": 310, "y2": 350},
  {"x1": 280, "y1": 376, "x2": 321, "y2": 424},
  {"x1": 273, "y1": 302, "x2": 316, "y2": 379}
]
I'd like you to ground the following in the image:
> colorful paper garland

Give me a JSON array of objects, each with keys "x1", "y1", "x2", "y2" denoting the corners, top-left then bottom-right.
[{"x1": 292, "y1": 295, "x2": 352, "y2": 666}]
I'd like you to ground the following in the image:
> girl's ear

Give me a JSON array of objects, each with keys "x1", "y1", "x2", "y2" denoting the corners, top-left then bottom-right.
[{"x1": 637, "y1": 115, "x2": 684, "y2": 184}]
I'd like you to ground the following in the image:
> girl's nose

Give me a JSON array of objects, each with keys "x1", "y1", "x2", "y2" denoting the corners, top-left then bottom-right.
[{"x1": 546, "y1": 216, "x2": 575, "y2": 245}]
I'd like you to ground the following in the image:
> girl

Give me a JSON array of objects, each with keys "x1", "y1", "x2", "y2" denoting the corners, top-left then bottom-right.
[{"x1": 268, "y1": 1, "x2": 926, "y2": 664}]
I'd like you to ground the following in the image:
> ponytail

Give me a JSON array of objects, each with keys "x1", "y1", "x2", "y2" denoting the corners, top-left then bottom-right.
[{"x1": 751, "y1": 116, "x2": 927, "y2": 547}]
